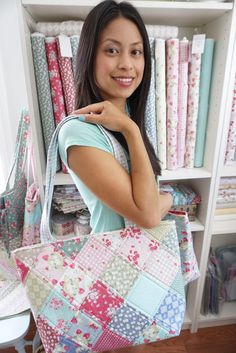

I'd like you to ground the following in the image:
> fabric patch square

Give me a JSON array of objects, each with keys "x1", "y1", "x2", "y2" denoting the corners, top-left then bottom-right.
[
  {"x1": 144, "y1": 245, "x2": 179, "y2": 286},
  {"x1": 54, "y1": 237, "x2": 88, "y2": 260},
  {"x1": 135, "y1": 321, "x2": 170, "y2": 345},
  {"x1": 154, "y1": 289, "x2": 186, "y2": 335},
  {"x1": 41, "y1": 291, "x2": 77, "y2": 333},
  {"x1": 37, "y1": 315, "x2": 60, "y2": 353},
  {"x1": 93, "y1": 329, "x2": 131, "y2": 351},
  {"x1": 144, "y1": 223, "x2": 174, "y2": 243},
  {"x1": 80, "y1": 280, "x2": 123, "y2": 325},
  {"x1": 57, "y1": 266, "x2": 93, "y2": 306},
  {"x1": 119, "y1": 228, "x2": 159, "y2": 269},
  {"x1": 14, "y1": 258, "x2": 29, "y2": 283},
  {"x1": 67, "y1": 311, "x2": 102, "y2": 348},
  {"x1": 108, "y1": 302, "x2": 150, "y2": 341},
  {"x1": 101, "y1": 255, "x2": 139, "y2": 296},
  {"x1": 34, "y1": 245, "x2": 73, "y2": 286},
  {"x1": 75, "y1": 238, "x2": 114, "y2": 278},
  {"x1": 53, "y1": 336, "x2": 85, "y2": 353},
  {"x1": 99, "y1": 229, "x2": 127, "y2": 251},
  {"x1": 126, "y1": 274, "x2": 167, "y2": 317},
  {"x1": 172, "y1": 269, "x2": 186, "y2": 297},
  {"x1": 25, "y1": 271, "x2": 52, "y2": 314}
]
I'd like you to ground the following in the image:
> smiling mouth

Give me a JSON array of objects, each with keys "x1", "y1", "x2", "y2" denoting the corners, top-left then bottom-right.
[{"x1": 113, "y1": 77, "x2": 134, "y2": 84}]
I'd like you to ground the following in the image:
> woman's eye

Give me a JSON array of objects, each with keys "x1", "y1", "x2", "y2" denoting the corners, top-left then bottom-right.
[
  {"x1": 106, "y1": 48, "x2": 119, "y2": 54},
  {"x1": 132, "y1": 49, "x2": 143, "y2": 56}
]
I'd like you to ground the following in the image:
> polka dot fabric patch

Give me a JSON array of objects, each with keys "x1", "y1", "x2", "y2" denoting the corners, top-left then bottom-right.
[{"x1": 13, "y1": 222, "x2": 186, "y2": 352}]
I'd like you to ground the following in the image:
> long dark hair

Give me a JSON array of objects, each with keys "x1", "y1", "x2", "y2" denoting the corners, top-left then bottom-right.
[{"x1": 74, "y1": 0, "x2": 161, "y2": 176}]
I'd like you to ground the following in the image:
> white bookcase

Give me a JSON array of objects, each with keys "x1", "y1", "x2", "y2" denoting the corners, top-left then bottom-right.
[{"x1": 16, "y1": 0, "x2": 236, "y2": 332}]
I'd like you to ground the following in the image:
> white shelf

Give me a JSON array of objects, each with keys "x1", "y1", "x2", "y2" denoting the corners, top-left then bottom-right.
[
  {"x1": 190, "y1": 218, "x2": 204, "y2": 232},
  {"x1": 183, "y1": 311, "x2": 191, "y2": 329},
  {"x1": 212, "y1": 214, "x2": 236, "y2": 234},
  {"x1": 221, "y1": 164, "x2": 236, "y2": 177},
  {"x1": 21, "y1": 0, "x2": 233, "y2": 26},
  {"x1": 198, "y1": 302, "x2": 236, "y2": 328},
  {"x1": 160, "y1": 167, "x2": 211, "y2": 181}
]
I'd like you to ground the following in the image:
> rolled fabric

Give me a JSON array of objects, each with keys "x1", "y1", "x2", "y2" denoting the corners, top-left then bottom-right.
[
  {"x1": 177, "y1": 39, "x2": 189, "y2": 168},
  {"x1": 155, "y1": 38, "x2": 166, "y2": 169},
  {"x1": 146, "y1": 24, "x2": 178, "y2": 39},
  {"x1": 36, "y1": 20, "x2": 84, "y2": 36},
  {"x1": 225, "y1": 74, "x2": 236, "y2": 165},
  {"x1": 185, "y1": 49, "x2": 202, "y2": 168},
  {"x1": 166, "y1": 38, "x2": 179, "y2": 170},
  {"x1": 56, "y1": 36, "x2": 76, "y2": 115},
  {"x1": 70, "y1": 35, "x2": 80, "y2": 79},
  {"x1": 31, "y1": 33, "x2": 56, "y2": 157},
  {"x1": 45, "y1": 37, "x2": 67, "y2": 173},
  {"x1": 194, "y1": 39, "x2": 215, "y2": 167},
  {"x1": 36, "y1": 20, "x2": 178, "y2": 38},
  {"x1": 145, "y1": 38, "x2": 157, "y2": 156}
]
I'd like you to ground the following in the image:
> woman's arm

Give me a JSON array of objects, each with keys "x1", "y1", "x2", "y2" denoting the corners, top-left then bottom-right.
[{"x1": 68, "y1": 101, "x2": 172, "y2": 228}]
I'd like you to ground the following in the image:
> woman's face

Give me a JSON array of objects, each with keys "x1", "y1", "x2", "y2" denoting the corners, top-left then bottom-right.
[{"x1": 94, "y1": 17, "x2": 145, "y2": 109}]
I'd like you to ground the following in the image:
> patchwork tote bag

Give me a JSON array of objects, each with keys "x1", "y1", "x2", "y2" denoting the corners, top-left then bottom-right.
[{"x1": 13, "y1": 116, "x2": 186, "y2": 353}]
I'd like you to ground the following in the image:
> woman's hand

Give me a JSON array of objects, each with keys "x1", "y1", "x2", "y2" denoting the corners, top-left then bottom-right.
[{"x1": 72, "y1": 100, "x2": 134, "y2": 134}]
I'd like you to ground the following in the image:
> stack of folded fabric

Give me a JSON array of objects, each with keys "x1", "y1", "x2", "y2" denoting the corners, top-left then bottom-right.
[
  {"x1": 215, "y1": 177, "x2": 236, "y2": 215},
  {"x1": 52, "y1": 185, "x2": 87, "y2": 213},
  {"x1": 160, "y1": 183, "x2": 201, "y2": 221}
]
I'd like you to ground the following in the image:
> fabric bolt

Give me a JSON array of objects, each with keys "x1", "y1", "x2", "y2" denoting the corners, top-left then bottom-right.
[
  {"x1": 194, "y1": 39, "x2": 215, "y2": 167},
  {"x1": 155, "y1": 38, "x2": 167, "y2": 169},
  {"x1": 145, "y1": 38, "x2": 157, "y2": 155},
  {"x1": 225, "y1": 110, "x2": 236, "y2": 165},
  {"x1": 177, "y1": 39, "x2": 189, "y2": 168},
  {"x1": 70, "y1": 35, "x2": 80, "y2": 78},
  {"x1": 166, "y1": 38, "x2": 179, "y2": 170},
  {"x1": 56, "y1": 36, "x2": 75, "y2": 115},
  {"x1": 31, "y1": 33, "x2": 56, "y2": 157},
  {"x1": 45, "y1": 37, "x2": 66, "y2": 125},
  {"x1": 185, "y1": 50, "x2": 202, "y2": 168}
]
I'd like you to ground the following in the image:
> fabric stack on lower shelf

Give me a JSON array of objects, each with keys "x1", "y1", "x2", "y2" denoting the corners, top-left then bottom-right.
[
  {"x1": 201, "y1": 245, "x2": 236, "y2": 315},
  {"x1": 160, "y1": 183, "x2": 201, "y2": 221},
  {"x1": 215, "y1": 177, "x2": 236, "y2": 215}
]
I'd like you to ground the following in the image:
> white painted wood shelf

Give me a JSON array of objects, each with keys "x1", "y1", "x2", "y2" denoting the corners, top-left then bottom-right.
[{"x1": 198, "y1": 302, "x2": 236, "y2": 328}]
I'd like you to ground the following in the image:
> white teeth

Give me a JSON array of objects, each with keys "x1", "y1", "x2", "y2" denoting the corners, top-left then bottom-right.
[{"x1": 115, "y1": 77, "x2": 133, "y2": 82}]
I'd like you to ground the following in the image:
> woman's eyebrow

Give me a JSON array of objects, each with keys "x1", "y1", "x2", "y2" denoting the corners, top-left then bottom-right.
[{"x1": 102, "y1": 38, "x2": 143, "y2": 46}]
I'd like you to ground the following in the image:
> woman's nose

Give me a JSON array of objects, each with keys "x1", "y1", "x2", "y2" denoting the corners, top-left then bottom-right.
[{"x1": 117, "y1": 53, "x2": 133, "y2": 70}]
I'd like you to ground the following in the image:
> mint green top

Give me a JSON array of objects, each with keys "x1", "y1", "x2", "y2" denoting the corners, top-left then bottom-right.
[{"x1": 58, "y1": 119, "x2": 127, "y2": 233}]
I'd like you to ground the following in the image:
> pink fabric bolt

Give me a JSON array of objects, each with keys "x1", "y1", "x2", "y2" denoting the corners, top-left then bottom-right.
[
  {"x1": 56, "y1": 36, "x2": 75, "y2": 116},
  {"x1": 185, "y1": 50, "x2": 201, "y2": 168},
  {"x1": 166, "y1": 38, "x2": 179, "y2": 170},
  {"x1": 177, "y1": 39, "x2": 189, "y2": 168},
  {"x1": 225, "y1": 74, "x2": 236, "y2": 165}
]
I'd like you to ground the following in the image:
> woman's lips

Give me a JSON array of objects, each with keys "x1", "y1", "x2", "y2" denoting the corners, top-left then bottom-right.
[{"x1": 113, "y1": 76, "x2": 134, "y2": 86}]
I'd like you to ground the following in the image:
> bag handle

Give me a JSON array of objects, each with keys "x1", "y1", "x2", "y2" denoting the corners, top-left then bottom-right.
[
  {"x1": 5, "y1": 108, "x2": 30, "y2": 191},
  {"x1": 40, "y1": 116, "x2": 134, "y2": 243}
]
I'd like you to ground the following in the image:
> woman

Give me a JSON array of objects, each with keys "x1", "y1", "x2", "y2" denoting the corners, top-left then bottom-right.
[{"x1": 58, "y1": 0, "x2": 172, "y2": 234}]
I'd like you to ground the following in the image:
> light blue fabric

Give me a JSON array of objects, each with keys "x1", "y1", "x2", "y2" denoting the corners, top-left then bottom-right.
[
  {"x1": 127, "y1": 273, "x2": 167, "y2": 316},
  {"x1": 58, "y1": 119, "x2": 126, "y2": 233},
  {"x1": 194, "y1": 39, "x2": 215, "y2": 167}
]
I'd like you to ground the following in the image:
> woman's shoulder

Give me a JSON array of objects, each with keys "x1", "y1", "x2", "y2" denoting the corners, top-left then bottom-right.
[{"x1": 58, "y1": 117, "x2": 113, "y2": 154}]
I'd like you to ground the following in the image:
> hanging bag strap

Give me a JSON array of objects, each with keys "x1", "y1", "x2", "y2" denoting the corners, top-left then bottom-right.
[
  {"x1": 40, "y1": 116, "x2": 134, "y2": 243},
  {"x1": 4, "y1": 108, "x2": 30, "y2": 192}
]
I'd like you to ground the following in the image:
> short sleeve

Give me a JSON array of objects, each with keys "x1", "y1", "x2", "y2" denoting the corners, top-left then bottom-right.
[{"x1": 58, "y1": 119, "x2": 113, "y2": 167}]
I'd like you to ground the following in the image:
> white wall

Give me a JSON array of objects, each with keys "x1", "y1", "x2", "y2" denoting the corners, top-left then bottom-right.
[{"x1": 0, "y1": 0, "x2": 28, "y2": 185}]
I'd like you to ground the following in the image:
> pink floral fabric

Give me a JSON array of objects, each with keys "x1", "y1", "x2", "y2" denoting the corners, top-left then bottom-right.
[
  {"x1": 225, "y1": 73, "x2": 236, "y2": 164},
  {"x1": 166, "y1": 39, "x2": 179, "y2": 170},
  {"x1": 56, "y1": 36, "x2": 75, "y2": 116},
  {"x1": 185, "y1": 50, "x2": 202, "y2": 168},
  {"x1": 177, "y1": 40, "x2": 189, "y2": 168}
]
